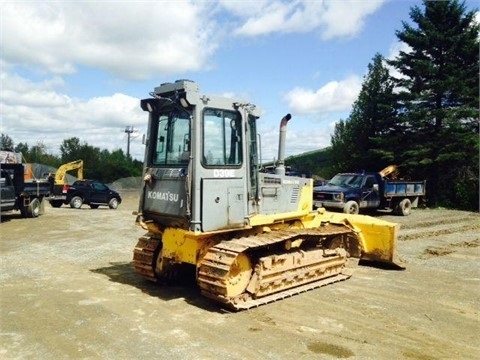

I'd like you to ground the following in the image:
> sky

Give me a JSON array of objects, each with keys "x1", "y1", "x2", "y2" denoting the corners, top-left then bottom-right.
[{"x1": 1, "y1": 0, "x2": 478, "y2": 163}]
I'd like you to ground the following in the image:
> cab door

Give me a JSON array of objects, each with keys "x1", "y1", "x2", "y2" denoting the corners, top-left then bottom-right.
[
  {"x1": 90, "y1": 181, "x2": 110, "y2": 204},
  {"x1": 201, "y1": 108, "x2": 246, "y2": 231},
  {"x1": 361, "y1": 175, "x2": 380, "y2": 208},
  {"x1": 0, "y1": 170, "x2": 16, "y2": 210}
]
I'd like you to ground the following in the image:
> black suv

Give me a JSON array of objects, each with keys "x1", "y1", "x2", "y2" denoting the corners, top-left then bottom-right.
[{"x1": 66, "y1": 180, "x2": 122, "y2": 209}]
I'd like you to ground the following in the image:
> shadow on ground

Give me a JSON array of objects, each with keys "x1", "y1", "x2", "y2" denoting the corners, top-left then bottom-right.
[{"x1": 91, "y1": 261, "x2": 228, "y2": 313}]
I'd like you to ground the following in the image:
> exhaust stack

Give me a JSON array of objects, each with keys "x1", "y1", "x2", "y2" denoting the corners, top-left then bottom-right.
[{"x1": 275, "y1": 113, "x2": 292, "y2": 176}]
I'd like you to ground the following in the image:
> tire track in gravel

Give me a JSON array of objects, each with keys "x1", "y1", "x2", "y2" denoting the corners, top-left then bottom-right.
[
  {"x1": 394, "y1": 210, "x2": 480, "y2": 241},
  {"x1": 398, "y1": 223, "x2": 480, "y2": 241},
  {"x1": 397, "y1": 211, "x2": 478, "y2": 230}
]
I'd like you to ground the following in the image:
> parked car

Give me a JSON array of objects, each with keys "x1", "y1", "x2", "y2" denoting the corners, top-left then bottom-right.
[{"x1": 65, "y1": 180, "x2": 122, "y2": 209}]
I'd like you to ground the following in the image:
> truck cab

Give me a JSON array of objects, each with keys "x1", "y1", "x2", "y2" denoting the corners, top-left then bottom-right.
[
  {"x1": 0, "y1": 168, "x2": 17, "y2": 212},
  {"x1": 313, "y1": 172, "x2": 381, "y2": 214}
]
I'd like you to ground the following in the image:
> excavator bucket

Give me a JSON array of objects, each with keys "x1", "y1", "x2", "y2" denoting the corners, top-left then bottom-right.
[{"x1": 322, "y1": 212, "x2": 405, "y2": 269}]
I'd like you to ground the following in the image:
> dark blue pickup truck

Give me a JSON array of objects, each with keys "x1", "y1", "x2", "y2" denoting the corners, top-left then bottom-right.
[{"x1": 313, "y1": 170, "x2": 426, "y2": 216}]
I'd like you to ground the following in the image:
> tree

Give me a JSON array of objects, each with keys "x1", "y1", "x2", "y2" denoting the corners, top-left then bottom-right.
[
  {"x1": 15, "y1": 142, "x2": 29, "y2": 158},
  {"x1": 388, "y1": 0, "x2": 479, "y2": 209},
  {"x1": 59, "y1": 137, "x2": 142, "y2": 182},
  {"x1": 330, "y1": 53, "x2": 398, "y2": 173},
  {"x1": 60, "y1": 137, "x2": 84, "y2": 163},
  {"x1": 0, "y1": 134, "x2": 15, "y2": 150},
  {"x1": 330, "y1": 119, "x2": 356, "y2": 173},
  {"x1": 2, "y1": 134, "x2": 142, "y2": 183}
]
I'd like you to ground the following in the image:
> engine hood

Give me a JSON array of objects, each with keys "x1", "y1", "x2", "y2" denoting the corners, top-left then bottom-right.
[{"x1": 313, "y1": 184, "x2": 348, "y2": 193}]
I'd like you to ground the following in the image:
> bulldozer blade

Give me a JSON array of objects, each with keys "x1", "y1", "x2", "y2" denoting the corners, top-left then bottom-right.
[{"x1": 322, "y1": 212, "x2": 405, "y2": 269}]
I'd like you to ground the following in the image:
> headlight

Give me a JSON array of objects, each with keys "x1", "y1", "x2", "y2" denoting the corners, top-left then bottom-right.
[{"x1": 333, "y1": 193, "x2": 344, "y2": 201}]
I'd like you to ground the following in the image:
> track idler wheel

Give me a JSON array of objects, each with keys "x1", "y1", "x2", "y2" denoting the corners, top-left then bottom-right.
[{"x1": 224, "y1": 253, "x2": 253, "y2": 297}]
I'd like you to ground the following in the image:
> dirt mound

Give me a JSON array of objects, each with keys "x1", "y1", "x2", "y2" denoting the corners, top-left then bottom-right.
[{"x1": 110, "y1": 176, "x2": 142, "y2": 190}]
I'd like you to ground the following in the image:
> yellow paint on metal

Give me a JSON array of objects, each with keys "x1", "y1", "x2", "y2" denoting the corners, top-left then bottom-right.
[
  {"x1": 299, "y1": 180, "x2": 314, "y2": 211},
  {"x1": 147, "y1": 203, "x2": 402, "y2": 270},
  {"x1": 224, "y1": 253, "x2": 253, "y2": 297},
  {"x1": 161, "y1": 228, "x2": 201, "y2": 265},
  {"x1": 248, "y1": 209, "x2": 310, "y2": 227},
  {"x1": 307, "y1": 210, "x2": 402, "y2": 267},
  {"x1": 256, "y1": 207, "x2": 402, "y2": 268},
  {"x1": 343, "y1": 214, "x2": 402, "y2": 266}
]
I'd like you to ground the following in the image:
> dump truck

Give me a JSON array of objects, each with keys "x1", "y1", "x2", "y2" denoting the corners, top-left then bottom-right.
[
  {"x1": 133, "y1": 80, "x2": 404, "y2": 310},
  {"x1": 48, "y1": 160, "x2": 84, "y2": 207},
  {"x1": 1, "y1": 163, "x2": 50, "y2": 218},
  {"x1": 313, "y1": 166, "x2": 426, "y2": 215}
]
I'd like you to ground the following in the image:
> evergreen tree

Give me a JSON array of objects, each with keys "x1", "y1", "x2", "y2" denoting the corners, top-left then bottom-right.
[
  {"x1": 330, "y1": 54, "x2": 398, "y2": 173},
  {"x1": 389, "y1": 0, "x2": 479, "y2": 209},
  {"x1": 330, "y1": 119, "x2": 355, "y2": 173}
]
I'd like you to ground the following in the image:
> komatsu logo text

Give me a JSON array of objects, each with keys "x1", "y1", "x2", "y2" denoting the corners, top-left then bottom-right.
[{"x1": 147, "y1": 191, "x2": 179, "y2": 202}]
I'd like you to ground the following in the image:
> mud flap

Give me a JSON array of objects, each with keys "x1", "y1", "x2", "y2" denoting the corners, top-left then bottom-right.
[{"x1": 39, "y1": 197, "x2": 45, "y2": 215}]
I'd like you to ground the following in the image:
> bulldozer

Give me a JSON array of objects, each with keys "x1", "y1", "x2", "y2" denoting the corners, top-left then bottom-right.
[{"x1": 133, "y1": 80, "x2": 404, "y2": 310}]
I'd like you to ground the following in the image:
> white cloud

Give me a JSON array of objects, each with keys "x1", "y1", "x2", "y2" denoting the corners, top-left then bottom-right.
[
  {"x1": 230, "y1": 0, "x2": 386, "y2": 39},
  {"x1": 2, "y1": 2, "x2": 217, "y2": 80},
  {"x1": 1, "y1": 72, "x2": 146, "y2": 159},
  {"x1": 0, "y1": 0, "x2": 391, "y2": 163},
  {"x1": 317, "y1": 0, "x2": 386, "y2": 40},
  {"x1": 284, "y1": 76, "x2": 362, "y2": 115},
  {"x1": 385, "y1": 40, "x2": 412, "y2": 82},
  {"x1": 257, "y1": 118, "x2": 334, "y2": 164},
  {"x1": 387, "y1": 41, "x2": 412, "y2": 61}
]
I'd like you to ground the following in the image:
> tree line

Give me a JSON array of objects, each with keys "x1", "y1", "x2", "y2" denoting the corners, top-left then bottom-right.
[
  {"x1": 325, "y1": 0, "x2": 477, "y2": 211},
  {"x1": 0, "y1": 134, "x2": 143, "y2": 184}
]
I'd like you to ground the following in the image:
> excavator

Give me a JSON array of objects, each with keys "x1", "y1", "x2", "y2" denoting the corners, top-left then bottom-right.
[
  {"x1": 48, "y1": 160, "x2": 84, "y2": 207},
  {"x1": 133, "y1": 80, "x2": 404, "y2": 310}
]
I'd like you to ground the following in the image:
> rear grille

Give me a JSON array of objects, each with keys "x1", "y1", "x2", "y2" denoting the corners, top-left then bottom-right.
[
  {"x1": 290, "y1": 186, "x2": 300, "y2": 203},
  {"x1": 264, "y1": 176, "x2": 281, "y2": 184}
]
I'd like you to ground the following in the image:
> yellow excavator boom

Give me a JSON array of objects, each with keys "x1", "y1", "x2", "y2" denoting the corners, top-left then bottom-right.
[{"x1": 54, "y1": 160, "x2": 83, "y2": 185}]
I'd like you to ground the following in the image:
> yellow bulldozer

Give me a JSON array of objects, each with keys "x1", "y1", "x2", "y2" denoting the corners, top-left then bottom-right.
[{"x1": 133, "y1": 80, "x2": 404, "y2": 310}]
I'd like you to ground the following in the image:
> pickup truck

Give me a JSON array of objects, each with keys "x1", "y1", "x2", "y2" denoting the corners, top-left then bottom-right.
[
  {"x1": 65, "y1": 179, "x2": 122, "y2": 209},
  {"x1": 313, "y1": 170, "x2": 426, "y2": 216},
  {"x1": 1, "y1": 163, "x2": 51, "y2": 218}
]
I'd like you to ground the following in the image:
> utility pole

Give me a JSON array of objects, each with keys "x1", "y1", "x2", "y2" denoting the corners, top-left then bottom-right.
[{"x1": 124, "y1": 126, "x2": 134, "y2": 159}]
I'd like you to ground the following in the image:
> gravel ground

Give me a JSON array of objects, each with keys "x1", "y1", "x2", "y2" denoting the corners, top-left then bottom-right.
[{"x1": 1, "y1": 191, "x2": 479, "y2": 359}]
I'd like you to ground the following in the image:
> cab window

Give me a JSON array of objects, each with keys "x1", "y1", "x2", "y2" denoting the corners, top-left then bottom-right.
[
  {"x1": 365, "y1": 176, "x2": 377, "y2": 188},
  {"x1": 203, "y1": 109, "x2": 242, "y2": 166}
]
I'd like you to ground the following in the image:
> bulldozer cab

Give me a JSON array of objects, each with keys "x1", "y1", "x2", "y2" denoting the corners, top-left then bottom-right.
[{"x1": 139, "y1": 80, "x2": 312, "y2": 233}]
